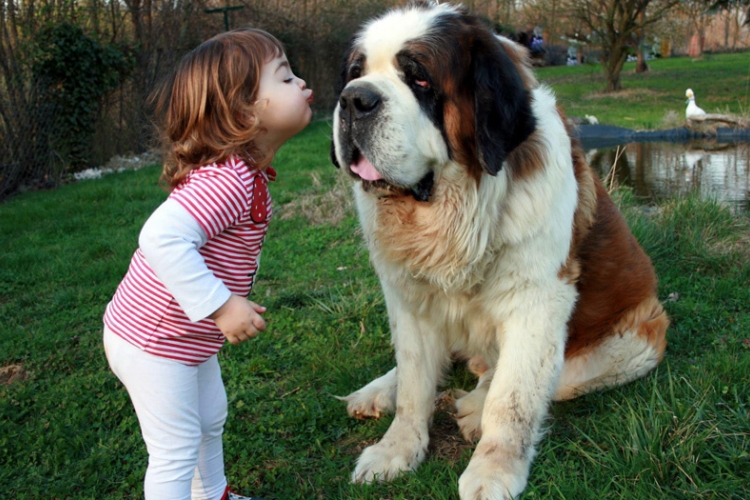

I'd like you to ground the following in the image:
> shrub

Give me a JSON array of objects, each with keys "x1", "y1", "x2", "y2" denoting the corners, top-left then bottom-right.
[{"x1": 32, "y1": 23, "x2": 134, "y2": 172}]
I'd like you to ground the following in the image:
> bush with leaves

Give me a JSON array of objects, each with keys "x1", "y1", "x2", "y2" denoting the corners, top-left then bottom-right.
[{"x1": 32, "y1": 23, "x2": 134, "y2": 172}]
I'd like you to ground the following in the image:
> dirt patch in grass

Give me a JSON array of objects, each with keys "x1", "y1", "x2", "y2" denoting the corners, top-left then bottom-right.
[
  {"x1": 710, "y1": 226, "x2": 750, "y2": 261},
  {"x1": 280, "y1": 172, "x2": 354, "y2": 226},
  {"x1": 739, "y1": 231, "x2": 750, "y2": 256},
  {"x1": 334, "y1": 393, "x2": 472, "y2": 463},
  {"x1": 429, "y1": 392, "x2": 473, "y2": 462},
  {"x1": 1, "y1": 363, "x2": 27, "y2": 385},
  {"x1": 583, "y1": 88, "x2": 664, "y2": 100}
]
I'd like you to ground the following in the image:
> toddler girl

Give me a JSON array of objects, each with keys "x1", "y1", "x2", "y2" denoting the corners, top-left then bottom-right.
[{"x1": 103, "y1": 27, "x2": 313, "y2": 500}]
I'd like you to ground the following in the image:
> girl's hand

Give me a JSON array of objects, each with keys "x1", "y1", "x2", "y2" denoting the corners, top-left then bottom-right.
[{"x1": 210, "y1": 294, "x2": 267, "y2": 345}]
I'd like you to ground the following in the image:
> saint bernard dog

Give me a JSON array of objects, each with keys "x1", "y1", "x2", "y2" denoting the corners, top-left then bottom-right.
[{"x1": 330, "y1": 2, "x2": 669, "y2": 498}]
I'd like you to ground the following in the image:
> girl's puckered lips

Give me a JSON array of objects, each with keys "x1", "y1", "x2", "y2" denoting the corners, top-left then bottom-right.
[{"x1": 307, "y1": 91, "x2": 315, "y2": 104}]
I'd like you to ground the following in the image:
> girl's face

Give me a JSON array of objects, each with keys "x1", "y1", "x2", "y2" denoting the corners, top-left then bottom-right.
[{"x1": 254, "y1": 55, "x2": 313, "y2": 149}]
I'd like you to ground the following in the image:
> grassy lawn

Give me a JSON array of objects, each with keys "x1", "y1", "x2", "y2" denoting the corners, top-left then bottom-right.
[
  {"x1": 2, "y1": 76, "x2": 750, "y2": 498},
  {"x1": 536, "y1": 51, "x2": 750, "y2": 130}
]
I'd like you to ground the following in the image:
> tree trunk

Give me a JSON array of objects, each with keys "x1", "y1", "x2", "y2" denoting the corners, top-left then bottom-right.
[
  {"x1": 603, "y1": 46, "x2": 627, "y2": 92},
  {"x1": 724, "y1": 8, "x2": 730, "y2": 49},
  {"x1": 635, "y1": 10, "x2": 648, "y2": 73},
  {"x1": 688, "y1": 33, "x2": 701, "y2": 57},
  {"x1": 636, "y1": 50, "x2": 648, "y2": 73}
]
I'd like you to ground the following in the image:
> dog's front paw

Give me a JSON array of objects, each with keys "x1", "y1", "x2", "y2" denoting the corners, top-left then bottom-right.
[
  {"x1": 351, "y1": 431, "x2": 428, "y2": 483},
  {"x1": 336, "y1": 369, "x2": 397, "y2": 419},
  {"x1": 458, "y1": 451, "x2": 528, "y2": 500}
]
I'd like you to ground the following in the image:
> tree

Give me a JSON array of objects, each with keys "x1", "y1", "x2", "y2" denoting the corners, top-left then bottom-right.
[
  {"x1": 680, "y1": 0, "x2": 713, "y2": 57},
  {"x1": 710, "y1": 0, "x2": 750, "y2": 24},
  {"x1": 635, "y1": 10, "x2": 648, "y2": 72},
  {"x1": 567, "y1": 0, "x2": 680, "y2": 91}
]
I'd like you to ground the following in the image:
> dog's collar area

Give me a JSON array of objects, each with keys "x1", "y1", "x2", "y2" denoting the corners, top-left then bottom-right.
[
  {"x1": 410, "y1": 171, "x2": 434, "y2": 202},
  {"x1": 360, "y1": 170, "x2": 434, "y2": 202}
]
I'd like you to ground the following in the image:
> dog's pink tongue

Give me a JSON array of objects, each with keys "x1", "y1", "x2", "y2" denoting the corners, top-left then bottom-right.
[{"x1": 350, "y1": 155, "x2": 383, "y2": 181}]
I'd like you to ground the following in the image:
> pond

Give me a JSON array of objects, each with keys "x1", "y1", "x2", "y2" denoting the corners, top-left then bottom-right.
[{"x1": 582, "y1": 139, "x2": 750, "y2": 212}]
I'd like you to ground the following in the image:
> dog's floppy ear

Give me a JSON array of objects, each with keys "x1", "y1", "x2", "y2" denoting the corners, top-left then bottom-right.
[
  {"x1": 472, "y1": 32, "x2": 536, "y2": 176},
  {"x1": 330, "y1": 40, "x2": 357, "y2": 169},
  {"x1": 330, "y1": 136, "x2": 340, "y2": 168}
]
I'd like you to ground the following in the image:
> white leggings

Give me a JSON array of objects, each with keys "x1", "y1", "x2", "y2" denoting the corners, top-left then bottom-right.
[{"x1": 104, "y1": 326, "x2": 228, "y2": 500}]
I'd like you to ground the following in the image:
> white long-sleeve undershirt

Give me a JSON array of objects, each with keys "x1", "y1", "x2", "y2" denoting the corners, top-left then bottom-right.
[{"x1": 138, "y1": 198, "x2": 232, "y2": 322}]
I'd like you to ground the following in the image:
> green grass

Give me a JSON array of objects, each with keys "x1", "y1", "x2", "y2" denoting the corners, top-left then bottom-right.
[
  {"x1": 2, "y1": 116, "x2": 750, "y2": 498},
  {"x1": 536, "y1": 52, "x2": 750, "y2": 130}
]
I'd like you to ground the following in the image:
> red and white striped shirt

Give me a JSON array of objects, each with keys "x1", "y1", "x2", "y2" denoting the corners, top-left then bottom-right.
[{"x1": 104, "y1": 156, "x2": 273, "y2": 365}]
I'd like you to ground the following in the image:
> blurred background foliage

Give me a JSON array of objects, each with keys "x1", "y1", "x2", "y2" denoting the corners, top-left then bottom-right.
[{"x1": 1, "y1": 0, "x2": 748, "y2": 199}]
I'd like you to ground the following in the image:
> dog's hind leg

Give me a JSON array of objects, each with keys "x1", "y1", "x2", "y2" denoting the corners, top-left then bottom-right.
[
  {"x1": 554, "y1": 296, "x2": 668, "y2": 401},
  {"x1": 454, "y1": 356, "x2": 494, "y2": 442},
  {"x1": 337, "y1": 367, "x2": 397, "y2": 419}
]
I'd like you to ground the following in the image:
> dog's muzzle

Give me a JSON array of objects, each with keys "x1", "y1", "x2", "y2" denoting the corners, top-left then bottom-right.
[
  {"x1": 336, "y1": 82, "x2": 383, "y2": 169},
  {"x1": 339, "y1": 84, "x2": 382, "y2": 121},
  {"x1": 334, "y1": 83, "x2": 435, "y2": 202}
]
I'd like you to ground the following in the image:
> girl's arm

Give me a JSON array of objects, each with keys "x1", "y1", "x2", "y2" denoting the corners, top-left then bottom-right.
[{"x1": 138, "y1": 198, "x2": 232, "y2": 322}]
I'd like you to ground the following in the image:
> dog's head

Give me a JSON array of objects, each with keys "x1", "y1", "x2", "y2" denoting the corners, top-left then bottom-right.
[{"x1": 331, "y1": 1, "x2": 537, "y2": 201}]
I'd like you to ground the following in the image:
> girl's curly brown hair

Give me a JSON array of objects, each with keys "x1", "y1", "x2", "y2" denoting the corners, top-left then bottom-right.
[{"x1": 152, "y1": 28, "x2": 284, "y2": 189}]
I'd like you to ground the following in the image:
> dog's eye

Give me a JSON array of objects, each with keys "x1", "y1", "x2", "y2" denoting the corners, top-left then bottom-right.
[
  {"x1": 349, "y1": 65, "x2": 362, "y2": 80},
  {"x1": 414, "y1": 79, "x2": 429, "y2": 89}
]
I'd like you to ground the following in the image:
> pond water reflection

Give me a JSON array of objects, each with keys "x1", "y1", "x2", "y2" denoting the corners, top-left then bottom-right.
[{"x1": 583, "y1": 140, "x2": 750, "y2": 212}]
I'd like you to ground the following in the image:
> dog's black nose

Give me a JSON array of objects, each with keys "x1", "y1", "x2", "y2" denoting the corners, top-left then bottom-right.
[{"x1": 339, "y1": 85, "x2": 381, "y2": 118}]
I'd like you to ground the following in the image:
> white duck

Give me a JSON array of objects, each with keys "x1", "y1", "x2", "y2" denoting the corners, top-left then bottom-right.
[{"x1": 685, "y1": 88, "x2": 706, "y2": 120}]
